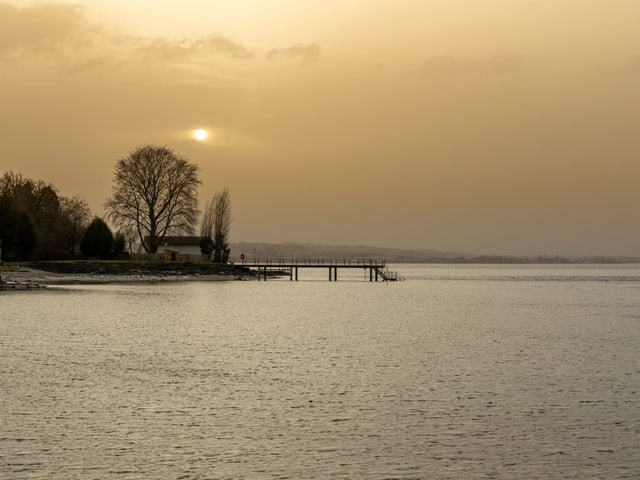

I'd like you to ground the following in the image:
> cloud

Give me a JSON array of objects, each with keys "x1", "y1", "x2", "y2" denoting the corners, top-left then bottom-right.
[
  {"x1": 136, "y1": 34, "x2": 254, "y2": 62},
  {"x1": 0, "y1": 2, "x2": 254, "y2": 68},
  {"x1": 0, "y1": 2, "x2": 317, "y2": 77},
  {"x1": 63, "y1": 55, "x2": 113, "y2": 74},
  {"x1": 420, "y1": 55, "x2": 523, "y2": 77},
  {"x1": 267, "y1": 43, "x2": 321, "y2": 64},
  {"x1": 0, "y1": 2, "x2": 91, "y2": 59},
  {"x1": 200, "y1": 34, "x2": 254, "y2": 59}
]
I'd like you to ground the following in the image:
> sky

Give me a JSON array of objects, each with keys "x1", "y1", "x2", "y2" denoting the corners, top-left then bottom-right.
[{"x1": 2, "y1": 0, "x2": 640, "y2": 256}]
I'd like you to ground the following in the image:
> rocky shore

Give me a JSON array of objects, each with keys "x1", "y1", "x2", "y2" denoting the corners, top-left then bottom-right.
[
  {"x1": 0, "y1": 275, "x2": 47, "y2": 290},
  {"x1": 0, "y1": 261, "x2": 255, "y2": 290}
]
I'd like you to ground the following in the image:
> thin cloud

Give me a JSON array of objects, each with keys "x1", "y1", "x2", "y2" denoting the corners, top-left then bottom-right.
[
  {"x1": 136, "y1": 34, "x2": 254, "y2": 62},
  {"x1": 0, "y1": 2, "x2": 254, "y2": 68},
  {"x1": 420, "y1": 55, "x2": 523, "y2": 77},
  {"x1": 1, "y1": 1, "x2": 316, "y2": 75},
  {"x1": 64, "y1": 55, "x2": 113, "y2": 74},
  {"x1": 0, "y1": 2, "x2": 90, "y2": 59},
  {"x1": 267, "y1": 43, "x2": 321, "y2": 64},
  {"x1": 200, "y1": 34, "x2": 254, "y2": 59}
]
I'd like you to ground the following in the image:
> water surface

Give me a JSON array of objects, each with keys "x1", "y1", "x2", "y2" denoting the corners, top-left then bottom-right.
[{"x1": 1, "y1": 264, "x2": 639, "y2": 479}]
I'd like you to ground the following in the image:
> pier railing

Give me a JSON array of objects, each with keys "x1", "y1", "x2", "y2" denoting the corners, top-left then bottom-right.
[
  {"x1": 238, "y1": 258, "x2": 400, "y2": 281},
  {"x1": 240, "y1": 258, "x2": 387, "y2": 267}
]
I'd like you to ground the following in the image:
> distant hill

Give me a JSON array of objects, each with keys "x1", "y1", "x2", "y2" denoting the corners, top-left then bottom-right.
[
  {"x1": 230, "y1": 241, "x2": 466, "y2": 263},
  {"x1": 230, "y1": 241, "x2": 640, "y2": 264}
]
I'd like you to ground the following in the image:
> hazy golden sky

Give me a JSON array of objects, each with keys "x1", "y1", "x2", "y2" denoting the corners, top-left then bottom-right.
[{"x1": 2, "y1": 1, "x2": 640, "y2": 255}]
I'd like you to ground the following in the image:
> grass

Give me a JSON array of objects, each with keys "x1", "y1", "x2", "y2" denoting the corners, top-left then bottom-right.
[
  {"x1": 29, "y1": 259, "x2": 215, "y2": 266},
  {"x1": 0, "y1": 262, "x2": 21, "y2": 271}
]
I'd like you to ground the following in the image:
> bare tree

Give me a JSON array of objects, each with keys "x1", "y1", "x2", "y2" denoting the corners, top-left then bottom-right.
[
  {"x1": 200, "y1": 199, "x2": 215, "y2": 240},
  {"x1": 199, "y1": 198, "x2": 215, "y2": 257},
  {"x1": 1, "y1": 170, "x2": 62, "y2": 259},
  {"x1": 0, "y1": 171, "x2": 25, "y2": 195},
  {"x1": 1, "y1": 171, "x2": 60, "y2": 230},
  {"x1": 105, "y1": 145, "x2": 200, "y2": 253},
  {"x1": 201, "y1": 188, "x2": 232, "y2": 263},
  {"x1": 118, "y1": 225, "x2": 140, "y2": 254},
  {"x1": 59, "y1": 196, "x2": 91, "y2": 255}
]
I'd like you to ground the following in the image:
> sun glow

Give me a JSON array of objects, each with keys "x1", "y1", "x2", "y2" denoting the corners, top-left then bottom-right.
[{"x1": 193, "y1": 128, "x2": 208, "y2": 141}]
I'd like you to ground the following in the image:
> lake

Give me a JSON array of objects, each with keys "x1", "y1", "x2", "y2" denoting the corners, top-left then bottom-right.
[{"x1": 1, "y1": 264, "x2": 639, "y2": 479}]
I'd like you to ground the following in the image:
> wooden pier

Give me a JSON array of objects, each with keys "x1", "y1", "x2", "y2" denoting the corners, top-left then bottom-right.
[{"x1": 240, "y1": 259, "x2": 400, "y2": 282}]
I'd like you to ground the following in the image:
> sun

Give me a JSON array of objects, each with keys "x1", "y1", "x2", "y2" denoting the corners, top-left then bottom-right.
[{"x1": 193, "y1": 128, "x2": 208, "y2": 141}]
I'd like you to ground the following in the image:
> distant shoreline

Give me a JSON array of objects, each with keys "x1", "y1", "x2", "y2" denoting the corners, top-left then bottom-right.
[
  {"x1": 2, "y1": 258, "x2": 639, "y2": 291},
  {"x1": 388, "y1": 257, "x2": 640, "y2": 264},
  {"x1": 230, "y1": 241, "x2": 640, "y2": 265}
]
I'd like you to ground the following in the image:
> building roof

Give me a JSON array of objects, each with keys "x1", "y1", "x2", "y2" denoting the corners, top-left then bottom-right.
[{"x1": 161, "y1": 236, "x2": 204, "y2": 247}]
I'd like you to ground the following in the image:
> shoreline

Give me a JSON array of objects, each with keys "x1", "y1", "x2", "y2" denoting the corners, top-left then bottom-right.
[{"x1": 0, "y1": 267, "x2": 253, "y2": 290}]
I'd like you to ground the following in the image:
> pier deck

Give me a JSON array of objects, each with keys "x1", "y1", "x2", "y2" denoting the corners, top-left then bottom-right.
[{"x1": 239, "y1": 259, "x2": 400, "y2": 281}]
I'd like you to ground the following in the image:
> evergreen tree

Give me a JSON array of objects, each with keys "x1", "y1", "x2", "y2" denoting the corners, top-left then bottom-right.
[
  {"x1": 16, "y1": 213, "x2": 37, "y2": 261},
  {"x1": 0, "y1": 193, "x2": 37, "y2": 261},
  {"x1": 112, "y1": 231, "x2": 126, "y2": 256},
  {"x1": 80, "y1": 217, "x2": 113, "y2": 258}
]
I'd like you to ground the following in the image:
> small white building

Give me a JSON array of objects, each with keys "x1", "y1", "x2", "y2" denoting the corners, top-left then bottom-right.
[{"x1": 161, "y1": 236, "x2": 209, "y2": 261}]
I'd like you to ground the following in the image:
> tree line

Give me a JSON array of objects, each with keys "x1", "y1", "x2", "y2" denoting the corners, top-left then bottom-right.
[
  {"x1": 0, "y1": 145, "x2": 231, "y2": 262},
  {"x1": 0, "y1": 171, "x2": 91, "y2": 260}
]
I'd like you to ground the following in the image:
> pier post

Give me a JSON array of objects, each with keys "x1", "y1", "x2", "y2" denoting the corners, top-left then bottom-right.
[{"x1": 248, "y1": 259, "x2": 397, "y2": 283}]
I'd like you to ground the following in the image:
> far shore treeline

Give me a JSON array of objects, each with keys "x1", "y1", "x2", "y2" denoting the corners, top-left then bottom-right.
[{"x1": 0, "y1": 145, "x2": 231, "y2": 263}]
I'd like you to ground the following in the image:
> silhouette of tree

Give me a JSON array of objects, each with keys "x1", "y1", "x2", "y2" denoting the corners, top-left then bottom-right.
[
  {"x1": 201, "y1": 188, "x2": 232, "y2": 263},
  {"x1": 0, "y1": 192, "x2": 18, "y2": 258},
  {"x1": 80, "y1": 217, "x2": 113, "y2": 258},
  {"x1": 0, "y1": 193, "x2": 36, "y2": 261},
  {"x1": 112, "y1": 231, "x2": 126, "y2": 256},
  {"x1": 59, "y1": 196, "x2": 91, "y2": 256},
  {"x1": 15, "y1": 213, "x2": 37, "y2": 261},
  {"x1": 104, "y1": 145, "x2": 200, "y2": 253},
  {"x1": 199, "y1": 236, "x2": 214, "y2": 256},
  {"x1": 0, "y1": 171, "x2": 62, "y2": 259}
]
